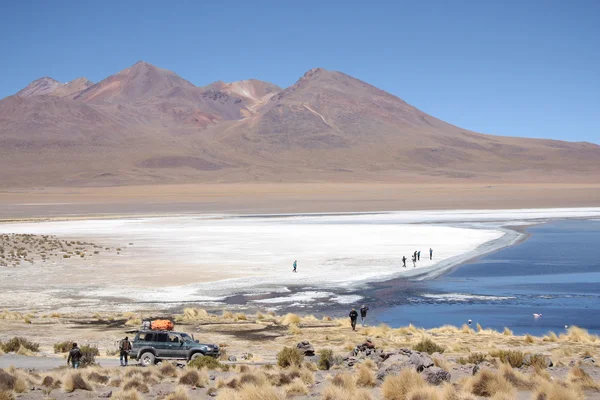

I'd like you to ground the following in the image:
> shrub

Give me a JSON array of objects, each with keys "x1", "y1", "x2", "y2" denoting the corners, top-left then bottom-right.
[
  {"x1": 318, "y1": 349, "x2": 334, "y2": 370},
  {"x1": 0, "y1": 370, "x2": 16, "y2": 391},
  {"x1": 489, "y1": 350, "x2": 525, "y2": 368},
  {"x1": 499, "y1": 363, "x2": 533, "y2": 389},
  {"x1": 533, "y1": 380, "x2": 583, "y2": 400},
  {"x1": 413, "y1": 338, "x2": 444, "y2": 354},
  {"x1": 331, "y1": 372, "x2": 356, "y2": 391},
  {"x1": 54, "y1": 341, "x2": 72, "y2": 353},
  {"x1": 457, "y1": 353, "x2": 487, "y2": 365},
  {"x1": 80, "y1": 345, "x2": 99, "y2": 367},
  {"x1": 0, "y1": 337, "x2": 39, "y2": 353},
  {"x1": 406, "y1": 386, "x2": 442, "y2": 400},
  {"x1": 281, "y1": 313, "x2": 302, "y2": 326},
  {"x1": 187, "y1": 355, "x2": 226, "y2": 371},
  {"x1": 112, "y1": 389, "x2": 141, "y2": 400},
  {"x1": 525, "y1": 353, "x2": 549, "y2": 369},
  {"x1": 63, "y1": 372, "x2": 93, "y2": 392},
  {"x1": 567, "y1": 366, "x2": 600, "y2": 391},
  {"x1": 382, "y1": 369, "x2": 425, "y2": 400},
  {"x1": 524, "y1": 334, "x2": 535, "y2": 344},
  {"x1": 283, "y1": 379, "x2": 308, "y2": 396},
  {"x1": 277, "y1": 347, "x2": 304, "y2": 368},
  {"x1": 159, "y1": 362, "x2": 179, "y2": 378},
  {"x1": 88, "y1": 372, "x2": 109, "y2": 384}
]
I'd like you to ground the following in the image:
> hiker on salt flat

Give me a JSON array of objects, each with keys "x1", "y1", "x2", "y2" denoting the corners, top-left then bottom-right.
[
  {"x1": 293, "y1": 260, "x2": 297, "y2": 273},
  {"x1": 430, "y1": 248, "x2": 433, "y2": 260},
  {"x1": 402, "y1": 256, "x2": 407, "y2": 268},
  {"x1": 412, "y1": 254, "x2": 417, "y2": 267}
]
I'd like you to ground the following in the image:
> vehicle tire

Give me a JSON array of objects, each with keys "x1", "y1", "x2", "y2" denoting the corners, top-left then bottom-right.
[
  {"x1": 139, "y1": 352, "x2": 156, "y2": 367},
  {"x1": 189, "y1": 352, "x2": 204, "y2": 362}
]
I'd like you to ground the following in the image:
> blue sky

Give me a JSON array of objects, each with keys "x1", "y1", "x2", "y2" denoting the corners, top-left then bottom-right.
[{"x1": 1, "y1": 0, "x2": 598, "y2": 144}]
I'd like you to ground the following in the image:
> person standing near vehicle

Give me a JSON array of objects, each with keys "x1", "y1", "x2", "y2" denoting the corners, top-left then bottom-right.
[
  {"x1": 430, "y1": 248, "x2": 433, "y2": 260},
  {"x1": 119, "y1": 336, "x2": 132, "y2": 366},
  {"x1": 349, "y1": 308, "x2": 358, "y2": 331},
  {"x1": 67, "y1": 343, "x2": 82, "y2": 369},
  {"x1": 418, "y1": 250, "x2": 421, "y2": 261},
  {"x1": 360, "y1": 304, "x2": 369, "y2": 327},
  {"x1": 402, "y1": 256, "x2": 407, "y2": 268},
  {"x1": 293, "y1": 260, "x2": 297, "y2": 273}
]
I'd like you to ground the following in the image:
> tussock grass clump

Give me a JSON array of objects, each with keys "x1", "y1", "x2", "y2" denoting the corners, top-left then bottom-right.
[
  {"x1": 489, "y1": 350, "x2": 525, "y2": 368},
  {"x1": 355, "y1": 364, "x2": 376, "y2": 387},
  {"x1": 526, "y1": 353, "x2": 549, "y2": 369},
  {"x1": 463, "y1": 369, "x2": 515, "y2": 397},
  {"x1": 0, "y1": 391, "x2": 15, "y2": 400},
  {"x1": 533, "y1": 380, "x2": 584, "y2": 400},
  {"x1": 432, "y1": 356, "x2": 451, "y2": 371},
  {"x1": 53, "y1": 341, "x2": 72, "y2": 353},
  {"x1": 318, "y1": 349, "x2": 334, "y2": 370},
  {"x1": 498, "y1": 363, "x2": 533, "y2": 389},
  {"x1": 331, "y1": 372, "x2": 355, "y2": 391},
  {"x1": 188, "y1": 355, "x2": 225, "y2": 370},
  {"x1": 281, "y1": 313, "x2": 302, "y2": 326},
  {"x1": 413, "y1": 338, "x2": 445, "y2": 354},
  {"x1": 543, "y1": 332, "x2": 559, "y2": 342},
  {"x1": 406, "y1": 386, "x2": 442, "y2": 400},
  {"x1": 222, "y1": 310, "x2": 234, "y2": 319},
  {"x1": 123, "y1": 377, "x2": 150, "y2": 393},
  {"x1": 382, "y1": 370, "x2": 426, "y2": 400},
  {"x1": 159, "y1": 362, "x2": 179, "y2": 378},
  {"x1": 235, "y1": 313, "x2": 248, "y2": 321},
  {"x1": 283, "y1": 379, "x2": 308, "y2": 397},
  {"x1": 461, "y1": 324, "x2": 475, "y2": 334},
  {"x1": 560, "y1": 326, "x2": 599, "y2": 343},
  {"x1": 322, "y1": 385, "x2": 372, "y2": 400},
  {"x1": 166, "y1": 386, "x2": 190, "y2": 400},
  {"x1": 524, "y1": 334, "x2": 535, "y2": 344},
  {"x1": 567, "y1": 366, "x2": 600, "y2": 391},
  {"x1": 277, "y1": 347, "x2": 304, "y2": 368},
  {"x1": 112, "y1": 389, "x2": 142, "y2": 400},
  {"x1": 179, "y1": 369, "x2": 209, "y2": 388},
  {"x1": 457, "y1": 353, "x2": 487, "y2": 365},
  {"x1": 502, "y1": 327, "x2": 513, "y2": 336},
  {"x1": 227, "y1": 384, "x2": 284, "y2": 400},
  {"x1": 87, "y1": 372, "x2": 110, "y2": 384},
  {"x1": 0, "y1": 337, "x2": 39, "y2": 353},
  {"x1": 63, "y1": 372, "x2": 93, "y2": 392},
  {"x1": 0, "y1": 370, "x2": 16, "y2": 392},
  {"x1": 288, "y1": 324, "x2": 302, "y2": 335},
  {"x1": 124, "y1": 316, "x2": 142, "y2": 326}
]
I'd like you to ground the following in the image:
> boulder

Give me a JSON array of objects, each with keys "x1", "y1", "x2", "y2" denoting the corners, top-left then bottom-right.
[
  {"x1": 296, "y1": 341, "x2": 315, "y2": 356},
  {"x1": 228, "y1": 355, "x2": 237, "y2": 362},
  {"x1": 581, "y1": 356, "x2": 595, "y2": 365},
  {"x1": 422, "y1": 367, "x2": 451, "y2": 385},
  {"x1": 409, "y1": 352, "x2": 434, "y2": 372},
  {"x1": 98, "y1": 391, "x2": 112, "y2": 398}
]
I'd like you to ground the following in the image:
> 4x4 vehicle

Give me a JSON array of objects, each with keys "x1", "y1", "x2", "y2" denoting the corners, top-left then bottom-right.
[{"x1": 129, "y1": 330, "x2": 220, "y2": 366}]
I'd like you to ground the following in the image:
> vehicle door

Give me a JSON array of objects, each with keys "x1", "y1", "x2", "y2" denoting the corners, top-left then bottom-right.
[
  {"x1": 167, "y1": 333, "x2": 186, "y2": 358},
  {"x1": 133, "y1": 332, "x2": 154, "y2": 356},
  {"x1": 153, "y1": 332, "x2": 170, "y2": 357}
]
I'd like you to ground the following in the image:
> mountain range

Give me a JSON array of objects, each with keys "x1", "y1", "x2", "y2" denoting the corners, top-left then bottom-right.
[{"x1": 1, "y1": 61, "x2": 598, "y2": 187}]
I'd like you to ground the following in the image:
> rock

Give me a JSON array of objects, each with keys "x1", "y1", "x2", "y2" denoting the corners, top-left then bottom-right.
[
  {"x1": 296, "y1": 341, "x2": 315, "y2": 356},
  {"x1": 228, "y1": 355, "x2": 237, "y2": 362},
  {"x1": 422, "y1": 367, "x2": 451, "y2": 385},
  {"x1": 472, "y1": 364, "x2": 480, "y2": 375},
  {"x1": 99, "y1": 391, "x2": 112, "y2": 398},
  {"x1": 410, "y1": 352, "x2": 434, "y2": 372},
  {"x1": 581, "y1": 356, "x2": 595, "y2": 365}
]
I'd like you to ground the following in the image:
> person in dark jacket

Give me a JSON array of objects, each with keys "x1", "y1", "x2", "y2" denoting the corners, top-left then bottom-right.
[
  {"x1": 119, "y1": 336, "x2": 132, "y2": 366},
  {"x1": 417, "y1": 250, "x2": 421, "y2": 261},
  {"x1": 412, "y1": 254, "x2": 417, "y2": 267},
  {"x1": 360, "y1": 304, "x2": 369, "y2": 327},
  {"x1": 349, "y1": 308, "x2": 358, "y2": 331},
  {"x1": 430, "y1": 248, "x2": 433, "y2": 260},
  {"x1": 67, "y1": 343, "x2": 82, "y2": 369},
  {"x1": 293, "y1": 260, "x2": 297, "y2": 273}
]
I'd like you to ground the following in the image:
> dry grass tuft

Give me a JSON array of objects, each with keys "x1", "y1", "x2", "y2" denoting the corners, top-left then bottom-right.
[
  {"x1": 488, "y1": 350, "x2": 525, "y2": 368},
  {"x1": 222, "y1": 310, "x2": 234, "y2": 319},
  {"x1": 413, "y1": 338, "x2": 445, "y2": 354},
  {"x1": 331, "y1": 372, "x2": 356, "y2": 391},
  {"x1": 112, "y1": 388, "x2": 141, "y2": 400},
  {"x1": 498, "y1": 363, "x2": 533, "y2": 389},
  {"x1": 355, "y1": 364, "x2": 377, "y2": 387},
  {"x1": 433, "y1": 356, "x2": 451, "y2": 371},
  {"x1": 533, "y1": 380, "x2": 584, "y2": 400},
  {"x1": 165, "y1": 386, "x2": 191, "y2": 400},
  {"x1": 543, "y1": 332, "x2": 559, "y2": 342},
  {"x1": 560, "y1": 326, "x2": 599, "y2": 343},
  {"x1": 0, "y1": 391, "x2": 15, "y2": 400},
  {"x1": 382, "y1": 369, "x2": 426, "y2": 400},
  {"x1": 63, "y1": 372, "x2": 93, "y2": 392},
  {"x1": 0, "y1": 370, "x2": 16, "y2": 392},
  {"x1": 159, "y1": 362, "x2": 179, "y2": 378},
  {"x1": 283, "y1": 379, "x2": 308, "y2": 397},
  {"x1": 406, "y1": 386, "x2": 442, "y2": 400},
  {"x1": 524, "y1": 334, "x2": 535, "y2": 344},
  {"x1": 217, "y1": 384, "x2": 284, "y2": 400},
  {"x1": 463, "y1": 369, "x2": 515, "y2": 397},
  {"x1": 87, "y1": 371, "x2": 110, "y2": 384},
  {"x1": 502, "y1": 327, "x2": 513, "y2": 336},
  {"x1": 567, "y1": 366, "x2": 600, "y2": 391},
  {"x1": 288, "y1": 324, "x2": 302, "y2": 335},
  {"x1": 122, "y1": 377, "x2": 150, "y2": 393},
  {"x1": 281, "y1": 313, "x2": 302, "y2": 326},
  {"x1": 277, "y1": 347, "x2": 304, "y2": 368},
  {"x1": 178, "y1": 369, "x2": 209, "y2": 387},
  {"x1": 460, "y1": 324, "x2": 475, "y2": 334},
  {"x1": 180, "y1": 307, "x2": 209, "y2": 321},
  {"x1": 235, "y1": 313, "x2": 248, "y2": 321}
]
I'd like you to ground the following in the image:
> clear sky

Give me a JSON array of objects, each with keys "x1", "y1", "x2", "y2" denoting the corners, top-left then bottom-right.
[{"x1": 1, "y1": 0, "x2": 598, "y2": 144}]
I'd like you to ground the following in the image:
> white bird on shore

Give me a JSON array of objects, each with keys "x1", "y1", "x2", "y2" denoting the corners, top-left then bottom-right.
[
  {"x1": 533, "y1": 313, "x2": 542, "y2": 318},
  {"x1": 468, "y1": 319, "x2": 472, "y2": 325},
  {"x1": 565, "y1": 325, "x2": 569, "y2": 329}
]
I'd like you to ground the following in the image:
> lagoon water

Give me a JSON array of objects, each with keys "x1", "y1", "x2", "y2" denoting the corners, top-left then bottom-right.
[{"x1": 373, "y1": 220, "x2": 600, "y2": 335}]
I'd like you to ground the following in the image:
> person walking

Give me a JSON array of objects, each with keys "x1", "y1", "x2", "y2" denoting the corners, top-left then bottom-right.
[
  {"x1": 119, "y1": 336, "x2": 132, "y2": 366},
  {"x1": 360, "y1": 304, "x2": 369, "y2": 327},
  {"x1": 412, "y1": 254, "x2": 417, "y2": 267},
  {"x1": 67, "y1": 342, "x2": 82, "y2": 369},
  {"x1": 293, "y1": 260, "x2": 297, "y2": 273},
  {"x1": 429, "y1": 248, "x2": 433, "y2": 260},
  {"x1": 349, "y1": 308, "x2": 358, "y2": 331},
  {"x1": 402, "y1": 256, "x2": 407, "y2": 268},
  {"x1": 417, "y1": 250, "x2": 421, "y2": 261}
]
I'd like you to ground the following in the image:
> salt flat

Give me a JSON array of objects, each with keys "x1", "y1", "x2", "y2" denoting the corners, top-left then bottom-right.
[{"x1": 0, "y1": 208, "x2": 599, "y2": 313}]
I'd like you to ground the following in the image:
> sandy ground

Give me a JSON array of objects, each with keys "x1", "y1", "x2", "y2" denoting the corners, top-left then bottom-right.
[{"x1": 1, "y1": 183, "x2": 599, "y2": 219}]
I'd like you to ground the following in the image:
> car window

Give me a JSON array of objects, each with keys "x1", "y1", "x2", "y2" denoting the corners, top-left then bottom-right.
[
  {"x1": 137, "y1": 332, "x2": 154, "y2": 341},
  {"x1": 155, "y1": 333, "x2": 169, "y2": 342},
  {"x1": 180, "y1": 333, "x2": 193, "y2": 342},
  {"x1": 168, "y1": 333, "x2": 180, "y2": 343}
]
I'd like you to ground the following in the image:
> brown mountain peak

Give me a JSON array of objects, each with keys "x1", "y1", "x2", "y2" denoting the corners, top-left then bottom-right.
[{"x1": 16, "y1": 77, "x2": 61, "y2": 97}]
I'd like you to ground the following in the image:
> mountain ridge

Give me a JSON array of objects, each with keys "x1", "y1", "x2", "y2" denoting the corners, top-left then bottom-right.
[{"x1": 1, "y1": 62, "x2": 599, "y2": 188}]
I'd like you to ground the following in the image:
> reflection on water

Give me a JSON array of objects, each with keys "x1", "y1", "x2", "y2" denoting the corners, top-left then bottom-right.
[{"x1": 373, "y1": 220, "x2": 600, "y2": 335}]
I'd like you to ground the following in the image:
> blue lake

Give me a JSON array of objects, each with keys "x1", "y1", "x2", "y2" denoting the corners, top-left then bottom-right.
[{"x1": 372, "y1": 219, "x2": 600, "y2": 335}]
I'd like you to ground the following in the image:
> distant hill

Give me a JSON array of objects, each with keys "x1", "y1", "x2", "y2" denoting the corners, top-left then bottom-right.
[{"x1": 1, "y1": 61, "x2": 598, "y2": 187}]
